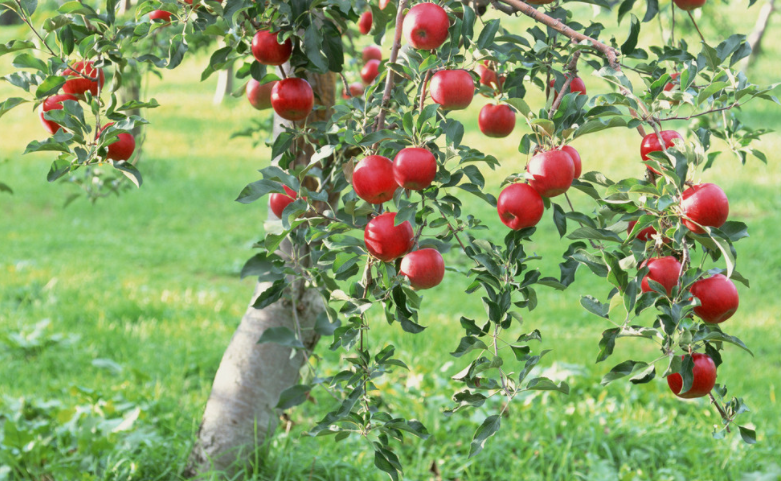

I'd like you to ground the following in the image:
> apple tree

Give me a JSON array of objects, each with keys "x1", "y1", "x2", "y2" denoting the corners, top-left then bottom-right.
[{"x1": 0, "y1": 0, "x2": 777, "y2": 477}]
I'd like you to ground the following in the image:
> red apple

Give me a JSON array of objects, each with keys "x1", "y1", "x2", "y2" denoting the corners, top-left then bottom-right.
[
  {"x1": 560, "y1": 145, "x2": 582, "y2": 179},
  {"x1": 627, "y1": 221, "x2": 658, "y2": 242},
  {"x1": 402, "y1": 3, "x2": 450, "y2": 50},
  {"x1": 149, "y1": 10, "x2": 172, "y2": 22},
  {"x1": 400, "y1": 248, "x2": 445, "y2": 289},
  {"x1": 63, "y1": 61, "x2": 105, "y2": 96},
  {"x1": 358, "y1": 11, "x2": 372, "y2": 35},
  {"x1": 362, "y1": 45, "x2": 382, "y2": 62},
  {"x1": 269, "y1": 185, "x2": 297, "y2": 218},
  {"x1": 681, "y1": 183, "x2": 729, "y2": 234},
  {"x1": 640, "y1": 256, "x2": 681, "y2": 296},
  {"x1": 664, "y1": 72, "x2": 681, "y2": 92},
  {"x1": 246, "y1": 79, "x2": 277, "y2": 110},
  {"x1": 673, "y1": 0, "x2": 707, "y2": 11},
  {"x1": 393, "y1": 148, "x2": 437, "y2": 190},
  {"x1": 478, "y1": 104, "x2": 515, "y2": 138},
  {"x1": 361, "y1": 59, "x2": 381, "y2": 85},
  {"x1": 430, "y1": 69, "x2": 474, "y2": 110},
  {"x1": 640, "y1": 130, "x2": 683, "y2": 174},
  {"x1": 526, "y1": 150, "x2": 574, "y2": 198},
  {"x1": 497, "y1": 183, "x2": 544, "y2": 230},
  {"x1": 352, "y1": 155, "x2": 398, "y2": 203},
  {"x1": 39, "y1": 94, "x2": 79, "y2": 135},
  {"x1": 251, "y1": 30, "x2": 293, "y2": 66},
  {"x1": 342, "y1": 82, "x2": 365, "y2": 99},
  {"x1": 271, "y1": 78, "x2": 314, "y2": 121},
  {"x1": 364, "y1": 212, "x2": 414, "y2": 262},
  {"x1": 690, "y1": 274, "x2": 739, "y2": 324},
  {"x1": 475, "y1": 63, "x2": 504, "y2": 95},
  {"x1": 667, "y1": 353, "x2": 717, "y2": 399},
  {"x1": 99, "y1": 123, "x2": 135, "y2": 161},
  {"x1": 550, "y1": 76, "x2": 587, "y2": 97}
]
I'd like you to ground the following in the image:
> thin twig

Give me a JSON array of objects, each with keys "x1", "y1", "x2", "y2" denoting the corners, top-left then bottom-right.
[
  {"x1": 657, "y1": 102, "x2": 740, "y2": 121},
  {"x1": 419, "y1": 68, "x2": 433, "y2": 112},
  {"x1": 374, "y1": 0, "x2": 408, "y2": 137},
  {"x1": 549, "y1": 51, "x2": 581, "y2": 116},
  {"x1": 688, "y1": 11, "x2": 706, "y2": 42},
  {"x1": 708, "y1": 392, "x2": 732, "y2": 433}
]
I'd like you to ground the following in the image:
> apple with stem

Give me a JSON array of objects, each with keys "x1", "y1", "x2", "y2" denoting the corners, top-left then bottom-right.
[
  {"x1": 342, "y1": 82, "x2": 365, "y2": 99},
  {"x1": 497, "y1": 183, "x2": 544, "y2": 230},
  {"x1": 526, "y1": 150, "x2": 574, "y2": 198},
  {"x1": 364, "y1": 212, "x2": 414, "y2": 262},
  {"x1": 251, "y1": 30, "x2": 293, "y2": 66},
  {"x1": 362, "y1": 45, "x2": 382, "y2": 62},
  {"x1": 430, "y1": 70, "x2": 474, "y2": 110},
  {"x1": 39, "y1": 94, "x2": 79, "y2": 134},
  {"x1": 270, "y1": 185, "x2": 298, "y2": 218},
  {"x1": 149, "y1": 10, "x2": 172, "y2": 23},
  {"x1": 673, "y1": 0, "x2": 707, "y2": 11},
  {"x1": 361, "y1": 59, "x2": 381, "y2": 85},
  {"x1": 353, "y1": 155, "x2": 398, "y2": 203},
  {"x1": 400, "y1": 249, "x2": 445, "y2": 289},
  {"x1": 640, "y1": 130, "x2": 683, "y2": 174},
  {"x1": 99, "y1": 123, "x2": 136, "y2": 161},
  {"x1": 681, "y1": 183, "x2": 729, "y2": 234},
  {"x1": 270, "y1": 78, "x2": 314, "y2": 121},
  {"x1": 550, "y1": 76, "x2": 587, "y2": 97},
  {"x1": 640, "y1": 256, "x2": 681, "y2": 296},
  {"x1": 690, "y1": 274, "x2": 739, "y2": 324},
  {"x1": 667, "y1": 353, "x2": 717, "y2": 399},
  {"x1": 393, "y1": 148, "x2": 437, "y2": 190},
  {"x1": 358, "y1": 11, "x2": 372, "y2": 35},
  {"x1": 63, "y1": 61, "x2": 105, "y2": 96},
  {"x1": 246, "y1": 79, "x2": 277, "y2": 110},
  {"x1": 402, "y1": 3, "x2": 450, "y2": 50},
  {"x1": 478, "y1": 104, "x2": 515, "y2": 138}
]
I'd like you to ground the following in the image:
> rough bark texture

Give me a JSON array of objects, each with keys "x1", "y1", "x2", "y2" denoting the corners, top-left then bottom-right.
[{"x1": 185, "y1": 69, "x2": 336, "y2": 478}]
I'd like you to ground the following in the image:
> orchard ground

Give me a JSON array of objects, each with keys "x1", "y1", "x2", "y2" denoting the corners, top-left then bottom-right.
[{"x1": 2, "y1": 4, "x2": 781, "y2": 481}]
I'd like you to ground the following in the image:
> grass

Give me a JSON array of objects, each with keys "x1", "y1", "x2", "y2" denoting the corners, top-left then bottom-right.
[{"x1": 1, "y1": 2, "x2": 781, "y2": 480}]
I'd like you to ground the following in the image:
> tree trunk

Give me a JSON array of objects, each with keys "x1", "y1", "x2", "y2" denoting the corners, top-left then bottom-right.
[
  {"x1": 117, "y1": 0, "x2": 133, "y2": 16},
  {"x1": 185, "y1": 69, "x2": 336, "y2": 478},
  {"x1": 745, "y1": 0, "x2": 776, "y2": 68},
  {"x1": 213, "y1": 63, "x2": 234, "y2": 105}
]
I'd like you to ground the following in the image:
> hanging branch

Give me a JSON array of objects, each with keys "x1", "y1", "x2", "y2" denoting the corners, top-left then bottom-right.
[
  {"x1": 374, "y1": 0, "x2": 408, "y2": 134},
  {"x1": 549, "y1": 50, "x2": 581, "y2": 115}
]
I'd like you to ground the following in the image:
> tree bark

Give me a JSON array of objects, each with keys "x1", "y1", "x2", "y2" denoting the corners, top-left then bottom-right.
[
  {"x1": 745, "y1": 0, "x2": 776, "y2": 68},
  {"x1": 213, "y1": 39, "x2": 234, "y2": 105},
  {"x1": 185, "y1": 69, "x2": 336, "y2": 477}
]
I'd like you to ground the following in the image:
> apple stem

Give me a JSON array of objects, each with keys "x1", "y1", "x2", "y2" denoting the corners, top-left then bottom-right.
[
  {"x1": 279, "y1": 64, "x2": 288, "y2": 79},
  {"x1": 373, "y1": 0, "x2": 408, "y2": 138},
  {"x1": 338, "y1": 72, "x2": 353, "y2": 98},
  {"x1": 688, "y1": 11, "x2": 706, "y2": 42},
  {"x1": 418, "y1": 68, "x2": 433, "y2": 113}
]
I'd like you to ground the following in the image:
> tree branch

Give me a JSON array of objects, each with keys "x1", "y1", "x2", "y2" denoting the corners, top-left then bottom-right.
[
  {"x1": 374, "y1": 0, "x2": 408, "y2": 135},
  {"x1": 549, "y1": 50, "x2": 581, "y2": 115}
]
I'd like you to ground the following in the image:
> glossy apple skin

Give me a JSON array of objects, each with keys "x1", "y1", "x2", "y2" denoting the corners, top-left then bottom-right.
[
  {"x1": 681, "y1": 183, "x2": 729, "y2": 234},
  {"x1": 99, "y1": 123, "x2": 136, "y2": 161},
  {"x1": 342, "y1": 82, "x2": 365, "y2": 99},
  {"x1": 667, "y1": 353, "x2": 717, "y2": 399},
  {"x1": 550, "y1": 76, "x2": 587, "y2": 97},
  {"x1": 358, "y1": 11, "x2": 373, "y2": 35},
  {"x1": 39, "y1": 94, "x2": 79, "y2": 134},
  {"x1": 63, "y1": 61, "x2": 105, "y2": 96},
  {"x1": 640, "y1": 130, "x2": 683, "y2": 174},
  {"x1": 664, "y1": 72, "x2": 681, "y2": 92},
  {"x1": 353, "y1": 155, "x2": 398, "y2": 204},
  {"x1": 400, "y1": 248, "x2": 445, "y2": 289},
  {"x1": 430, "y1": 69, "x2": 474, "y2": 110},
  {"x1": 527, "y1": 150, "x2": 574, "y2": 198},
  {"x1": 361, "y1": 59, "x2": 381, "y2": 84},
  {"x1": 640, "y1": 256, "x2": 681, "y2": 296},
  {"x1": 393, "y1": 148, "x2": 437, "y2": 190},
  {"x1": 402, "y1": 3, "x2": 450, "y2": 50},
  {"x1": 497, "y1": 183, "x2": 544, "y2": 230},
  {"x1": 478, "y1": 104, "x2": 515, "y2": 138},
  {"x1": 246, "y1": 79, "x2": 277, "y2": 110},
  {"x1": 627, "y1": 221, "x2": 658, "y2": 242},
  {"x1": 364, "y1": 212, "x2": 414, "y2": 262},
  {"x1": 251, "y1": 30, "x2": 293, "y2": 66},
  {"x1": 690, "y1": 274, "x2": 739, "y2": 324},
  {"x1": 362, "y1": 45, "x2": 382, "y2": 62},
  {"x1": 149, "y1": 10, "x2": 172, "y2": 22},
  {"x1": 271, "y1": 78, "x2": 314, "y2": 121},
  {"x1": 269, "y1": 185, "x2": 297, "y2": 218},
  {"x1": 560, "y1": 145, "x2": 582, "y2": 179},
  {"x1": 673, "y1": 0, "x2": 707, "y2": 10}
]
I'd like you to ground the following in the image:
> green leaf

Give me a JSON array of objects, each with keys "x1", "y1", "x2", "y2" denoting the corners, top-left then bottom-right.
[
  {"x1": 252, "y1": 280, "x2": 287, "y2": 309},
  {"x1": 581, "y1": 295, "x2": 609, "y2": 319},
  {"x1": 112, "y1": 161, "x2": 143, "y2": 187},
  {"x1": 257, "y1": 326, "x2": 304, "y2": 349},
  {"x1": 738, "y1": 425, "x2": 757, "y2": 444},
  {"x1": 620, "y1": 15, "x2": 640, "y2": 56},
  {"x1": 476, "y1": 19, "x2": 500, "y2": 49},
  {"x1": 0, "y1": 40, "x2": 35, "y2": 58},
  {"x1": 12, "y1": 52, "x2": 46, "y2": 72},
  {"x1": 642, "y1": 0, "x2": 659, "y2": 22},
  {"x1": 275, "y1": 384, "x2": 311, "y2": 409},
  {"x1": 35, "y1": 75, "x2": 66, "y2": 98},
  {"x1": 552, "y1": 203, "x2": 567, "y2": 238},
  {"x1": 374, "y1": 450, "x2": 400, "y2": 481},
  {"x1": 468, "y1": 415, "x2": 500, "y2": 458},
  {"x1": 450, "y1": 336, "x2": 488, "y2": 358},
  {"x1": 601, "y1": 360, "x2": 649, "y2": 385},
  {"x1": 596, "y1": 327, "x2": 620, "y2": 363},
  {"x1": 46, "y1": 158, "x2": 71, "y2": 182},
  {"x1": 568, "y1": 226, "x2": 623, "y2": 243},
  {"x1": 526, "y1": 377, "x2": 569, "y2": 394},
  {"x1": 506, "y1": 98, "x2": 531, "y2": 117},
  {"x1": 0, "y1": 97, "x2": 28, "y2": 119}
]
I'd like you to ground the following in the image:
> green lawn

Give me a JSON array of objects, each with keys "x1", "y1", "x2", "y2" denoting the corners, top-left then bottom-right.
[{"x1": 2, "y1": 4, "x2": 781, "y2": 480}]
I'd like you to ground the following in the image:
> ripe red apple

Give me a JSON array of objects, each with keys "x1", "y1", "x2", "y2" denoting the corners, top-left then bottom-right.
[
  {"x1": 627, "y1": 221, "x2": 658, "y2": 242},
  {"x1": 400, "y1": 248, "x2": 445, "y2": 289},
  {"x1": 475, "y1": 62, "x2": 504, "y2": 95},
  {"x1": 251, "y1": 30, "x2": 293, "y2": 66},
  {"x1": 358, "y1": 11, "x2": 372, "y2": 35},
  {"x1": 526, "y1": 150, "x2": 574, "y2": 198},
  {"x1": 402, "y1": 3, "x2": 450, "y2": 50},
  {"x1": 690, "y1": 274, "x2": 739, "y2": 324},
  {"x1": 270, "y1": 78, "x2": 314, "y2": 121},
  {"x1": 549, "y1": 76, "x2": 587, "y2": 97},
  {"x1": 664, "y1": 72, "x2": 681, "y2": 92},
  {"x1": 63, "y1": 61, "x2": 105, "y2": 96},
  {"x1": 352, "y1": 155, "x2": 398, "y2": 203},
  {"x1": 364, "y1": 212, "x2": 415, "y2": 262},
  {"x1": 560, "y1": 145, "x2": 582, "y2": 179},
  {"x1": 149, "y1": 10, "x2": 172, "y2": 22},
  {"x1": 39, "y1": 94, "x2": 79, "y2": 135},
  {"x1": 640, "y1": 130, "x2": 683, "y2": 174},
  {"x1": 673, "y1": 0, "x2": 707, "y2": 11},
  {"x1": 342, "y1": 82, "x2": 365, "y2": 99},
  {"x1": 99, "y1": 123, "x2": 135, "y2": 161},
  {"x1": 430, "y1": 69, "x2": 474, "y2": 110},
  {"x1": 681, "y1": 183, "x2": 729, "y2": 234},
  {"x1": 640, "y1": 256, "x2": 681, "y2": 296},
  {"x1": 497, "y1": 183, "x2": 544, "y2": 230},
  {"x1": 667, "y1": 353, "x2": 717, "y2": 399},
  {"x1": 246, "y1": 79, "x2": 277, "y2": 110},
  {"x1": 393, "y1": 148, "x2": 437, "y2": 190},
  {"x1": 478, "y1": 104, "x2": 515, "y2": 138},
  {"x1": 361, "y1": 59, "x2": 381, "y2": 85},
  {"x1": 362, "y1": 45, "x2": 382, "y2": 62},
  {"x1": 269, "y1": 185, "x2": 297, "y2": 218}
]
